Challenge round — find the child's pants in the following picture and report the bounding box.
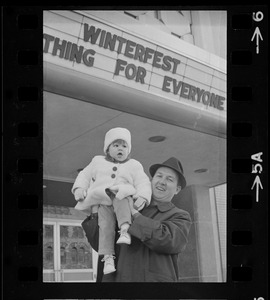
[98,197,132,255]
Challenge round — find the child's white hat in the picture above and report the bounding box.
[104,127,132,154]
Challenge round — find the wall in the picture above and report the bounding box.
[191,11,227,59]
[123,10,227,60]
[43,179,75,207]
[175,185,221,282]
[212,184,227,281]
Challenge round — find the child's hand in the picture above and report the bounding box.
[91,205,99,214]
[134,197,147,211]
[74,188,87,201]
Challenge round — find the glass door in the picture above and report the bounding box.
[43,223,57,281]
[43,220,98,282]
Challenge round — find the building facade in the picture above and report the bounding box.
[43,10,227,282]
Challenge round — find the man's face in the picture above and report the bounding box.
[152,166,181,202]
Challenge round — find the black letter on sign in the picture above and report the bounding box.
[83,49,96,67]
[114,59,127,75]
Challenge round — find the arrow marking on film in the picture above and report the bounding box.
[251,27,263,54]
[251,175,263,202]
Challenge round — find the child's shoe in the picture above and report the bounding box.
[102,255,116,275]
[116,229,131,245]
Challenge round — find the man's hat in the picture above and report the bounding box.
[149,157,187,188]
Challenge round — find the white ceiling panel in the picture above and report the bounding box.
[43,92,121,153]
[44,91,226,188]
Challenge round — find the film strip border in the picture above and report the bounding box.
[227,8,268,300]
[2,6,268,300]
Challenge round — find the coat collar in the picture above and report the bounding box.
[105,154,130,164]
[152,201,175,212]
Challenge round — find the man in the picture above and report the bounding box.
[95,157,192,282]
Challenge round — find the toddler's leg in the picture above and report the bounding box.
[98,205,116,274]
[113,197,132,245]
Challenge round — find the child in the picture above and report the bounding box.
[71,127,152,275]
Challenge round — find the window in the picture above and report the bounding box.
[43,219,98,282]
[78,246,85,264]
[60,245,66,265]
[44,244,54,269]
[124,11,148,18]
[71,246,78,264]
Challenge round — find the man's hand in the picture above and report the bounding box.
[74,188,87,201]
[134,197,147,211]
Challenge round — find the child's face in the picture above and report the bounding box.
[108,139,129,162]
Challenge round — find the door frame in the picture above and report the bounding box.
[43,218,98,282]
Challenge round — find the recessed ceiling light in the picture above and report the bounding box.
[194,168,208,173]
[148,136,166,142]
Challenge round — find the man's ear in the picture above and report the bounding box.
[175,186,181,195]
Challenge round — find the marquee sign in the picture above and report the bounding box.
[43,22,226,111]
